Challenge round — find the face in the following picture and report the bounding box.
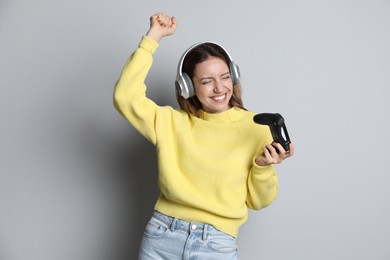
[192,57,233,114]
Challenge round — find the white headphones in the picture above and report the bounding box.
[175,42,241,99]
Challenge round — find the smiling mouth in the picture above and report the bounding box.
[211,94,227,102]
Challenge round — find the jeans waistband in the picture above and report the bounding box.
[152,211,222,240]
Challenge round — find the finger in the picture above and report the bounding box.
[157,13,172,27]
[165,16,173,27]
[272,142,286,154]
[266,144,279,157]
[150,13,165,29]
[265,145,280,164]
[156,13,165,21]
[288,143,295,156]
[150,14,159,24]
[282,143,294,159]
[270,143,289,163]
[264,146,275,161]
[170,16,177,29]
[263,146,271,157]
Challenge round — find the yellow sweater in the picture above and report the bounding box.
[114,36,279,237]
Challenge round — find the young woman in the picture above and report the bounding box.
[114,12,294,260]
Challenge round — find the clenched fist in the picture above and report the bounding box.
[146,13,177,42]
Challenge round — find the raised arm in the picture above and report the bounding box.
[113,13,177,144]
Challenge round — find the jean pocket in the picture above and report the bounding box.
[143,217,169,239]
[207,234,238,253]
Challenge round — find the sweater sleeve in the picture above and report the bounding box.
[113,36,160,144]
[246,124,279,210]
[246,162,279,210]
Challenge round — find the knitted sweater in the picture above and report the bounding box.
[113,36,279,237]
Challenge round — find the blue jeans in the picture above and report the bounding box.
[138,211,239,260]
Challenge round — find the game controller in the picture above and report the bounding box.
[253,113,291,152]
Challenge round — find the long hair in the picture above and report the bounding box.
[176,43,246,117]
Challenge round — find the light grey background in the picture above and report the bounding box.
[1,0,389,259]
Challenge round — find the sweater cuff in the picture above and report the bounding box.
[252,158,275,179]
[139,35,159,54]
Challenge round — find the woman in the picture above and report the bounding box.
[114,12,294,260]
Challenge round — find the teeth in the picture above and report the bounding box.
[213,94,225,101]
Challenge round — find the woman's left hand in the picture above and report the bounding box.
[255,143,294,166]
[146,13,177,42]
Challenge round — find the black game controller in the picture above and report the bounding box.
[253,113,291,152]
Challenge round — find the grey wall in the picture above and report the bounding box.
[1,0,390,259]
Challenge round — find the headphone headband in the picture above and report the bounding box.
[176,41,234,78]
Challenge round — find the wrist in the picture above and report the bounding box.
[255,157,264,166]
[146,30,162,43]
[255,157,271,167]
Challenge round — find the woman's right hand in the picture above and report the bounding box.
[146,13,177,43]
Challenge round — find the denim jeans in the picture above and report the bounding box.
[138,211,239,260]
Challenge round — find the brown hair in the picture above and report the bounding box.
[175,42,246,117]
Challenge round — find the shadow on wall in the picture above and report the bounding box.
[111,135,158,260]
[80,120,159,260]
[102,86,176,259]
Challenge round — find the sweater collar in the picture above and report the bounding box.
[198,107,242,123]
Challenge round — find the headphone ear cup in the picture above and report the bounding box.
[230,61,241,85]
[175,72,194,99]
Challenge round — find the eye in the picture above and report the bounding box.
[201,80,212,85]
[222,74,231,80]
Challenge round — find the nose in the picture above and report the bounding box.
[213,80,224,93]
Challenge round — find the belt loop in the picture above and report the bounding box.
[202,224,208,240]
[170,218,177,232]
